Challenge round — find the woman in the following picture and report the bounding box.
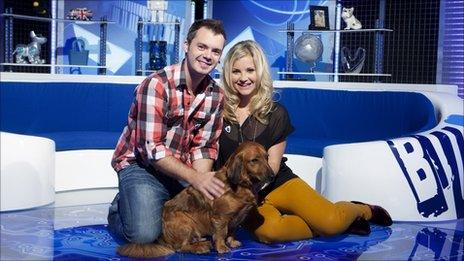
[215,40,392,243]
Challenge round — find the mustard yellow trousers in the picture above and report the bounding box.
[249,178,372,243]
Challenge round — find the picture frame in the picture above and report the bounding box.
[308,5,330,30]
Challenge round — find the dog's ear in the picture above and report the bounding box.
[226,154,242,187]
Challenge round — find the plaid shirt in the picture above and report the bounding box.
[112,61,224,172]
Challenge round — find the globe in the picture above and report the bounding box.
[294,33,323,65]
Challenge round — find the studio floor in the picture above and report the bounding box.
[1,189,463,261]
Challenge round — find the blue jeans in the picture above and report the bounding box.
[107,163,184,243]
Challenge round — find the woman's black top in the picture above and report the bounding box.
[214,103,298,197]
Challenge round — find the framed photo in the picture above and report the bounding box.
[309,5,330,30]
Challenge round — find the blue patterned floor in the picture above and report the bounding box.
[1,203,463,260]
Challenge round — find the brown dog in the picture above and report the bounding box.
[117,141,274,258]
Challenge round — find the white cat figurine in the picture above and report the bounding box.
[341,7,362,30]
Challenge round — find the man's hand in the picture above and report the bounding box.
[189,171,225,200]
[153,156,225,200]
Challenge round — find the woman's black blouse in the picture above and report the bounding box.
[214,103,298,197]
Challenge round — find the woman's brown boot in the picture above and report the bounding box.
[351,201,393,226]
[346,217,371,236]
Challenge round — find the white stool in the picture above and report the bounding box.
[1,132,55,211]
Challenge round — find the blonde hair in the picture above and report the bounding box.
[221,40,273,124]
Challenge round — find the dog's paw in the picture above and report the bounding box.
[226,236,242,248]
[216,244,231,254]
[196,241,212,254]
[180,240,212,254]
[194,246,211,254]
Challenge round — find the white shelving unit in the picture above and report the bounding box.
[1,11,115,75]
[0,13,114,24]
[279,28,393,33]
[0,63,107,69]
[135,18,181,75]
[282,3,393,82]
[278,71,392,77]
[281,26,393,81]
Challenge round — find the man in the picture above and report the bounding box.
[108,19,227,243]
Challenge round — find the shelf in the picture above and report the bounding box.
[135,18,181,75]
[138,21,180,25]
[137,69,158,73]
[1,63,107,68]
[279,28,393,33]
[278,72,392,77]
[2,7,111,75]
[0,13,115,24]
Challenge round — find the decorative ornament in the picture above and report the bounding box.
[13,31,47,64]
[341,7,362,30]
[67,8,93,21]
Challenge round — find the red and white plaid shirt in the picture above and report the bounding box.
[112,61,224,172]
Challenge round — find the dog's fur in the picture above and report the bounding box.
[117,141,274,258]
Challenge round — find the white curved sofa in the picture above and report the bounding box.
[0,132,55,211]
[322,91,463,221]
[1,73,462,222]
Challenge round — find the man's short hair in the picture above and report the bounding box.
[186,19,226,44]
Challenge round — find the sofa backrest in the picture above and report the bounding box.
[1,82,135,135]
[0,82,437,154]
[275,87,437,142]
